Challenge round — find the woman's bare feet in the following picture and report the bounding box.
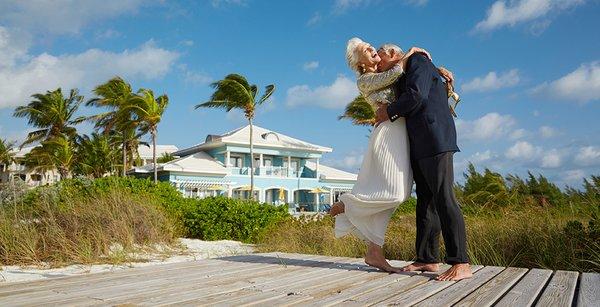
[400,262,440,272]
[329,201,345,217]
[364,242,402,273]
[436,263,472,281]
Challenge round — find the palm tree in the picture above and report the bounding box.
[87,77,138,176]
[74,133,120,178]
[126,89,169,183]
[157,152,176,163]
[13,88,86,146]
[0,138,16,177]
[195,74,274,200]
[24,135,75,180]
[338,94,376,126]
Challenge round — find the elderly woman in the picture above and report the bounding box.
[332,38,453,273]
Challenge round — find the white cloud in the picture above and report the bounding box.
[326,151,364,172]
[285,75,358,109]
[181,40,194,46]
[461,69,520,93]
[531,61,600,103]
[211,0,247,8]
[0,34,179,109]
[505,141,566,168]
[179,64,212,85]
[474,0,584,33]
[333,0,370,13]
[509,128,528,140]
[404,0,429,6]
[574,146,600,166]
[541,149,562,168]
[456,112,517,141]
[539,126,558,138]
[306,12,322,26]
[563,169,586,183]
[506,141,543,161]
[0,0,145,35]
[95,29,122,40]
[303,61,319,71]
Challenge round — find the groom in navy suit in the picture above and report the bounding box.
[375,49,472,281]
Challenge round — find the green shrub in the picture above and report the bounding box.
[179,196,290,243]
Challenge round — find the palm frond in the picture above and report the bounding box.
[257,84,275,104]
[338,95,376,126]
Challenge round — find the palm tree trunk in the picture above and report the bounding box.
[249,119,255,201]
[152,129,157,184]
[122,139,127,177]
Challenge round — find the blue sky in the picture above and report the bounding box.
[0,0,598,187]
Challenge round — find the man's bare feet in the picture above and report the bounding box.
[364,242,402,273]
[400,262,440,272]
[329,201,345,217]
[436,263,472,281]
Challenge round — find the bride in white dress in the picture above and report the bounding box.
[332,38,452,272]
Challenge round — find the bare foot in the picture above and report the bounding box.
[329,201,345,217]
[401,262,440,272]
[364,242,402,273]
[365,257,402,273]
[436,263,472,281]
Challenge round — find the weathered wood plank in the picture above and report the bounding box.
[0,253,264,296]
[263,270,392,305]
[218,270,374,306]
[172,258,367,305]
[307,268,415,306]
[129,256,356,305]
[577,272,600,307]
[0,255,325,306]
[95,254,332,305]
[495,268,553,307]
[346,275,430,305]
[414,266,504,307]
[30,254,332,306]
[535,270,579,307]
[375,265,484,306]
[455,267,528,307]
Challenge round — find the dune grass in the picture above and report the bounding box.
[0,183,178,267]
[257,203,600,272]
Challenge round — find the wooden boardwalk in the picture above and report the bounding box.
[0,252,598,306]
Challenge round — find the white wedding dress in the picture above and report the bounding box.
[335,64,413,247]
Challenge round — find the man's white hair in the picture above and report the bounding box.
[346,37,365,75]
[379,43,403,56]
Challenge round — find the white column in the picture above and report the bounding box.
[316,158,320,179]
[259,153,264,167]
[329,190,334,205]
[287,156,292,177]
[225,151,231,166]
[315,192,320,212]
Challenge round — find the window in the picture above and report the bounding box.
[231,155,244,168]
[253,156,260,168]
[284,159,299,171]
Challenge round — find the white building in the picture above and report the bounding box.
[0,146,60,186]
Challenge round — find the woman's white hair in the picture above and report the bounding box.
[346,37,365,75]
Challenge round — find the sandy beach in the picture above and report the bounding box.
[0,238,254,284]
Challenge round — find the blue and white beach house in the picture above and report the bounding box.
[130,125,357,212]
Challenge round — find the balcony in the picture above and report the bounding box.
[229,166,311,178]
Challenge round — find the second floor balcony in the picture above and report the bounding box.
[229,166,312,178]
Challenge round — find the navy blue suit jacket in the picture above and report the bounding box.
[386,53,459,160]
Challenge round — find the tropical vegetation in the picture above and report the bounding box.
[4,76,169,181]
[196,74,275,200]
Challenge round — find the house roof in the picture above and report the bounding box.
[137,145,179,159]
[130,151,228,175]
[304,161,358,181]
[10,146,36,158]
[174,125,332,156]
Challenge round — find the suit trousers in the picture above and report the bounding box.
[411,151,469,264]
